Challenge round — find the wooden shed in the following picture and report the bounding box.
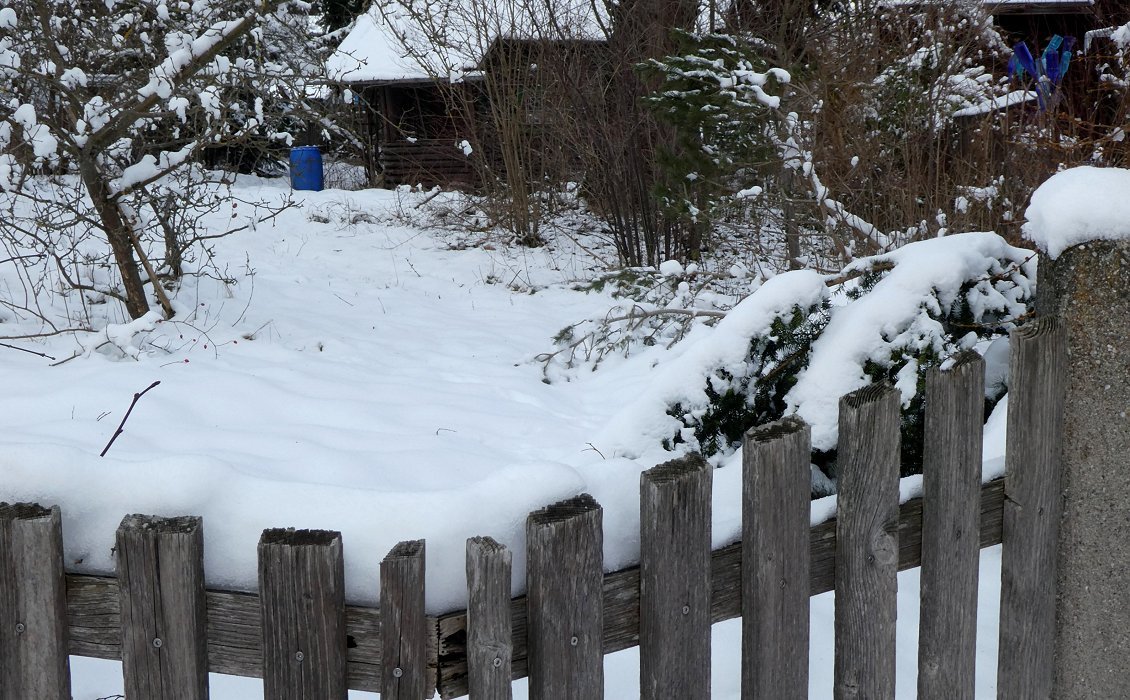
[328,0,606,189]
[347,79,480,188]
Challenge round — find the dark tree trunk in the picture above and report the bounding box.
[79,162,151,319]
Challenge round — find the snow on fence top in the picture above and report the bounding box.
[1023,166,1130,259]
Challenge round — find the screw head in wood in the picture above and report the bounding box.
[295,651,305,662]
[493,657,502,668]
[393,667,404,678]
[153,637,163,648]
[570,636,579,646]
[14,623,24,634]
[682,605,690,615]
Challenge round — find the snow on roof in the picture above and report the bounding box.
[883,0,1093,11]
[986,0,1094,14]
[985,0,1091,4]
[329,0,607,84]
[1023,166,1130,259]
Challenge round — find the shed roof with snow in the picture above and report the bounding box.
[884,0,1093,13]
[328,0,607,85]
[985,0,1093,13]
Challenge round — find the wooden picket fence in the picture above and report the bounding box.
[0,316,1064,699]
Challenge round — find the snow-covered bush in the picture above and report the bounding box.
[598,231,1035,490]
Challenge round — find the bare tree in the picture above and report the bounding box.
[0,0,328,323]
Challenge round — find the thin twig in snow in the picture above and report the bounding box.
[0,342,56,361]
[100,381,161,457]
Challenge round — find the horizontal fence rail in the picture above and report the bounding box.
[64,572,439,694]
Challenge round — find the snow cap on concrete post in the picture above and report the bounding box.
[1023,165,1130,697]
[1023,165,1130,259]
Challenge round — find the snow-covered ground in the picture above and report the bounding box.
[0,177,1007,697]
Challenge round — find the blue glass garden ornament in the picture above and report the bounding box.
[1012,41,1046,109]
[1012,36,1076,111]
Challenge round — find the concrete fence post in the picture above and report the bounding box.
[1027,166,1130,698]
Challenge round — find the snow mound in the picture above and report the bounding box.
[1023,166,1130,259]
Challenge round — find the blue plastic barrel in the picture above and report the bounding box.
[289,146,324,191]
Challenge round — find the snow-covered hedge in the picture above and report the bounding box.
[598,231,1035,490]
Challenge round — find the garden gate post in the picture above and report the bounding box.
[1037,236,1130,697]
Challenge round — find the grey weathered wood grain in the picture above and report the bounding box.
[205,588,261,677]
[918,353,984,700]
[466,537,512,700]
[997,317,1066,700]
[640,453,712,700]
[116,514,208,700]
[433,478,1007,699]
[382,540,427,700]
[258,528,347,700]
[67,574,121,660]
[743,417,810,700]
[64,572,435,694]
[526,494,603,700]
[0,503,71,700]
[834,383,900,700]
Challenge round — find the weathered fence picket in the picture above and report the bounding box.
[465,536,513,700]
[382,540,428,700]
[742,416,810,700]
[639,453,712,700]
[258,528,347,700]
[0,503,71,700]
[834,383,901,700]
[917,352,984,700]
[117,514,208,700]
[525,494,603,700]
[997,316,1067,699]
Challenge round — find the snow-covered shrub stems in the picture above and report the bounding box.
[596,232,1035,492]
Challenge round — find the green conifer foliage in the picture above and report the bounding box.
[640,31,787,252]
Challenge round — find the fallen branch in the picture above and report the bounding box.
[0,342,56,361]
[537,306,727,379]
[100,381,161,457]
[604,307,727,324]
[413,188,443,209]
